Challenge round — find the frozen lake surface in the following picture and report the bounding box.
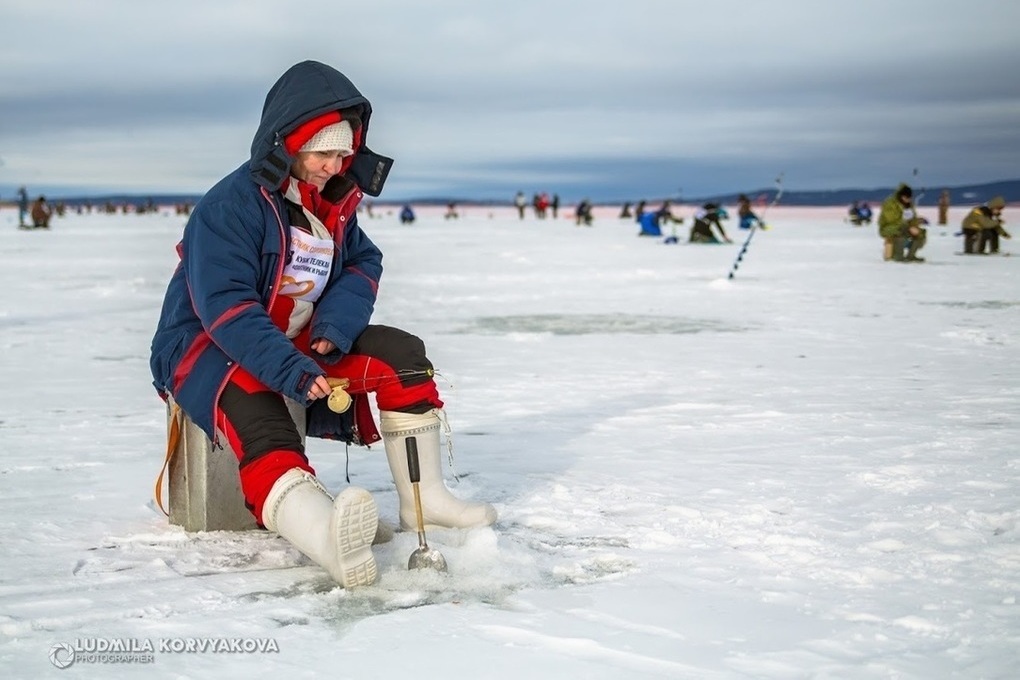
[0,203,1017,678]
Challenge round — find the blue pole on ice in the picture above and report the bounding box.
[727,224,760,280]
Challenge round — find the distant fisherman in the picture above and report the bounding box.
[689,203,733,243]
[736,194,764,230]
[16,186,28,228]
[961,196,1009,255]
[878,183,926,262]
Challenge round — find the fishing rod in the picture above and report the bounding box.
[326,368,439,412]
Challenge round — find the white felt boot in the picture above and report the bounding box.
[381,410,497,530]
[262,469,378,587]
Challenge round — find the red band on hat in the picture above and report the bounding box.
[284,111,343,155]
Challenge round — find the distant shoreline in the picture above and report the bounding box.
[2,176,1016,208]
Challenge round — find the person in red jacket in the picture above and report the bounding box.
[150,61,496,589]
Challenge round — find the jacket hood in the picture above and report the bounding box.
[249,60,392,196]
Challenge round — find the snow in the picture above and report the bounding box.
[0,202,1017,678]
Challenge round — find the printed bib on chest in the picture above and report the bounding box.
[280,228,334,302]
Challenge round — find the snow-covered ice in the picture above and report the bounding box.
[0,202,1017,678]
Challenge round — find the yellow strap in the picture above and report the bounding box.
[154,403,183,517]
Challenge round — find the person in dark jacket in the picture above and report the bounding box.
[399,204,416,224]
[575,198,593,225]
[859,202,873,223]
[689,203,732,243]
[149,61,495,589]
[848,200,873,225]
[655,200,683,225]
[17,186,29,228]
[633,200,646,222]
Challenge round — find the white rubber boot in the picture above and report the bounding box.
[262,468,378,587]
[380,410,497,530]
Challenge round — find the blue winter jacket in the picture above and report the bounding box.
[150,61,391,441]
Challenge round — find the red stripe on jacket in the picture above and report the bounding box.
[172,332,212,395]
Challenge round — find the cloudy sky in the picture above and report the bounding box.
[2,0,1018,202]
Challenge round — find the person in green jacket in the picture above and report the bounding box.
[878,183,926,262]
[961,196,1010,254]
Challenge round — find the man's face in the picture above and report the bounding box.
[898,194,912,207]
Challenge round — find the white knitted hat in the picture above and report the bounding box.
[299,120,354,155]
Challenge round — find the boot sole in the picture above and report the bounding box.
[332,488,379,588]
